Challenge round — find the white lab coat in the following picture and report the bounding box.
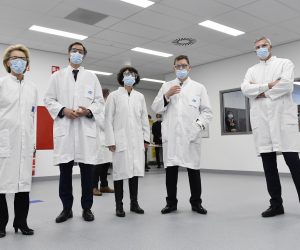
[96,105,112,164]
[152,77,213,169]
[44,66,104,165]
[0,74,37,193]
[105,87,150,181]
[241,56,300,154]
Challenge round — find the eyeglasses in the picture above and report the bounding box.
[255,43,269,50]
[123,71,136,77]
[70,48,85,54]
[9,56,28,61]
[174,64,189,70]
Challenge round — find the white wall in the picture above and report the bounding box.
[166,40,300,173]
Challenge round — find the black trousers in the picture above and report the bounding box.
[261,152,300,207]
[93,162,110,188]
[59,161,93,210]
[155,147,162,167]
[0,192,30,230]
[114,176,139,207]
[165,166,202,206]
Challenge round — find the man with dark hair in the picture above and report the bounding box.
[242,37,300,217]
[152,55,212,215]
[44,42,104,223]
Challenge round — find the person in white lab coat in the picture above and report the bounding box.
[241,37,300,217]
[93,88,114,196]
[44,42,104,223]
[105,66,150,217]
[152,55,213,215]
[0,44,37,237]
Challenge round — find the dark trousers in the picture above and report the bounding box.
[93,162,110,188]
[59,161,93,210]
[165,166,202,206]
[0,192,29,230]
[114,177,139,207]
[155,147,162,167]
[261,152,300,207]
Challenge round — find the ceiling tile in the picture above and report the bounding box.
[240,0,299,23]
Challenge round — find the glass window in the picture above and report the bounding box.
[220,88,251,135]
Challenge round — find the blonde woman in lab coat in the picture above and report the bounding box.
[241,37,300,217]
[105,66,150,217]
[0,44,37,237]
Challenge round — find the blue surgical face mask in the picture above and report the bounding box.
[70,52,83,65]
[256,47,270,60]
[123,75,135,86]
[10,59,27,74]
[176,69,189,79]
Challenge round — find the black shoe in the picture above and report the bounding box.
[82,209,95,221]
[192,204,207,214]
[55,209,73,223]
[0,229,6,238]
[261,205,284,218]
[116,207,126,217]
[161,204,177,214]
[130,203,144,214]
[14,226,34,235]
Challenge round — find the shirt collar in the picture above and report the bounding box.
[259,56,276,64]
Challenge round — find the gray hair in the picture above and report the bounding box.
[254,37,272,46]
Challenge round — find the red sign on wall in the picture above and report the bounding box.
[51,66,60,74]
[36,106,53,150]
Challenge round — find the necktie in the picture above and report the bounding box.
[72,69,79,81]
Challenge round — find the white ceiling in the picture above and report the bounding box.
[1,0,300,90]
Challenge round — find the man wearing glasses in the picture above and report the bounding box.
[241,37,300,217]
[152,55,212,214]
[44,42,104,223]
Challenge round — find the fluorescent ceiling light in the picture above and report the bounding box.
[120,0,154,8]
[131,47,172,58]
[141,78,165,84]
[198,20,245,37]
[29,25,88,40]
[87,70,113,76]
[294,82,300,86]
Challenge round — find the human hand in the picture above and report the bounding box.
[165,85,181,99]
[63,108,79,119]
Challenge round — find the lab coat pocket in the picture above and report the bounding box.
[189,121,201,144]
[115,129,127,152]
[0,129,10,157]
[85,87,94,100]
[250,108,259,130]
[189,96,201,109]
[282,104,298,125]
[54,126,66,137]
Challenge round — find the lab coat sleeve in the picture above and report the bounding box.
[96,107,105,131]
[105,94,115,146]
[197,87,213,128]
[87,76,104,123]
[141,96,150,142]
[151,84,168,114]
[43,74,64,120]
[265,60,294,100]
[241,68,269,99]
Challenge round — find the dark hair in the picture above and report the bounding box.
[117,66,140,86]
[174,55,190,65]
[102,88,110,99]
[68,42,87,56]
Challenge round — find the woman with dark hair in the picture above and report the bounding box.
[93,88,114,196]
[105,66,150,217]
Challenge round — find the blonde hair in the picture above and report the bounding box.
[254,37,272,46]
[3,44,30,73]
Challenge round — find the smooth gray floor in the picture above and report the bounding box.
[1,167,300,250]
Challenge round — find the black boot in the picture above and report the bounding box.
[13,192,34,235]
[129,177,144,214]
[0,194,8,238]
[261,205,284,217]
[114,180,125,217]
